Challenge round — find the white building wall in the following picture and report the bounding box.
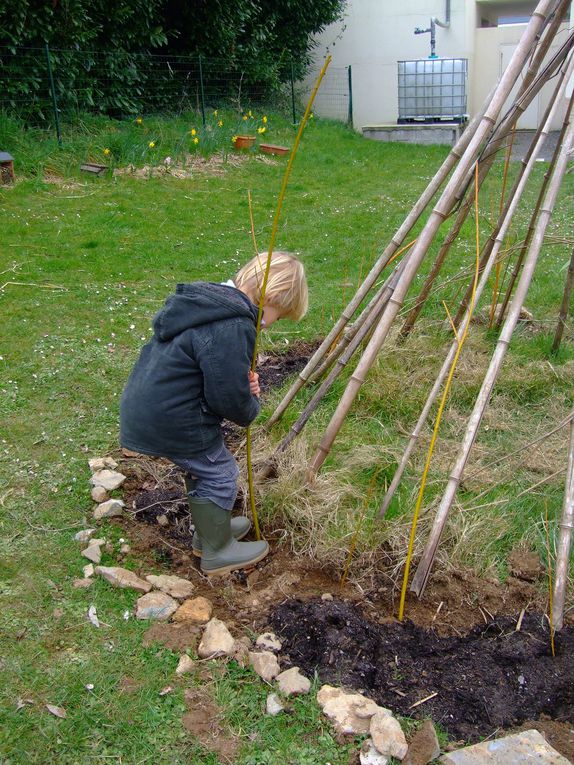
[307,0,570,132]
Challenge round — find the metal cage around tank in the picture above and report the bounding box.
[397,58,468,123]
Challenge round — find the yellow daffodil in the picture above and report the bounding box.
[257,126,266,134]
[213,109,218,116]
[135,117,143,125]
[148,141,155,149]
[262,115,268,124]
[191,128,197,136]
[218,120,223,127]
[242,115,248,121]
[103,148,111,156]
[248,110,253,117]
[193,137,199,145]
[232,135,238,143]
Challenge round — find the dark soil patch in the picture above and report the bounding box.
[269,598,574,744]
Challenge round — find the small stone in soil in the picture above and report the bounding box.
[73,578,94,589]
[266,693,285,716]
[82,544,102,564]
[370,709,408,760]
[403,719,441,765]
[93,499,124,520]
[317,685,381,735]
[360,739,389,765]
[74,529,96,543]
[90,469,126,491]
[255,632,282,652]
[95,566,152,593]
[172,596,213,624]
[197,618,235,658]
[135,591,179,621]
[249,651,281,682]
[145,574,195,600]
[91,486,109,503]
[276,667,310,697]
[175,654,195,676]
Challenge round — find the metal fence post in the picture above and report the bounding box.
[290,61,297,125]
[347,65,353,128]
[198,54,206,127]
[45,43,62,145]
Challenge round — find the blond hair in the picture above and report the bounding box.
[235,251,308,321]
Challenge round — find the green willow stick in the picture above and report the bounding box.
[246,56,332,540]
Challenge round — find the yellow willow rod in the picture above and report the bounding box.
[246,56,332,540]
[398,162,482,622]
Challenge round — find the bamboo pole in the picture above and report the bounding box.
[265,84,499,427]
[552,419,574,630]
[379,54,574,518]
[273,261,408,457]
[306,0,556,479]
[550,245,574,354]
[415,29,574,336]
[454,46,574,329]
[399,0,569,340]
[310,239,417,384]
[410,89,574,596]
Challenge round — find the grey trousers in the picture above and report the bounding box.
[170,443,239,512]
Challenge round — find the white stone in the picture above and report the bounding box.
[74,529,96,543]
[275,667,311,697]
[440,729,571,764]
[157,514,169,526]
[89,457,118,472]
[175,654,195,676]
[360,739,389,765]
[83,564,94,578]
[81,544,102,564]
[321,592,334,601]
[249,651,281,682]
[255,632,282,652]
[93,499,125,520]
[266,693,285,716]
[135,591,179,621]
[145,574,195,600]
[197,618,235,658]
[120,544,131,554]
[95,566,152,593]
[317,685,383,735]
[90,469,126,491]
[91,486,109,503]
[370,709,408,760]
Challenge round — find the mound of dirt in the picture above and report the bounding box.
[270,598,574,744]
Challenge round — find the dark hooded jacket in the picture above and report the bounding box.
[120,282,260,459]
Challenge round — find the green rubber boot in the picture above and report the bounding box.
[192,515,251,557]
[184,477,251,556]
[188,497,269,576]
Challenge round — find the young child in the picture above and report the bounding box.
[120,252,308,576]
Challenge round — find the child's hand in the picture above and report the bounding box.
[248,371,260,398]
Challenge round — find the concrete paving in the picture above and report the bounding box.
[440,729,571,765]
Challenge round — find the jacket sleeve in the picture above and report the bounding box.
[195,319,260,427]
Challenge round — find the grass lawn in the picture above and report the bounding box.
[1,113,573,763]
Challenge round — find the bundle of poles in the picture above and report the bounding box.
[264,0,574,630]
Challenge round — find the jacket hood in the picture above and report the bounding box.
[152,282,258,341]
